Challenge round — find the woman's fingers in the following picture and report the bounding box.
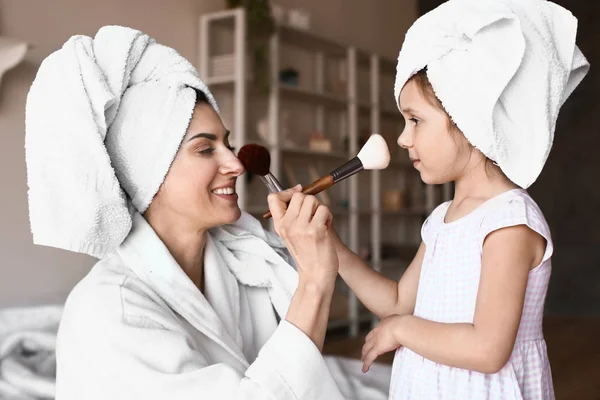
[288,191,307,218]
[310,204,332,230]
[299,195,320,222]
[267,185,301,222]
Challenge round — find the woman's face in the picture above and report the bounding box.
[149,102,244,231]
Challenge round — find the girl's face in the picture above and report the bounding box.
[397,79,471,185]
[148,102,244,231]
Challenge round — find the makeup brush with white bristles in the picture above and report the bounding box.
[258,133,391,219]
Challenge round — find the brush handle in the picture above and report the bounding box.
[262,174,335,219]
[260,173,283,193]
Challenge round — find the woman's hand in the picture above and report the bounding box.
[361,315,405,373]
[268,185,339,351]
[267,186,339,285]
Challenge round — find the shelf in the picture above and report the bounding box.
[206,8,346,55]
[330,208,350,215]
[381,106,403,120]
[360,208,428,216]
[202,8,239,24]
[370,244,421,265]
[277,24,348,58]
[205,75,237,86]
[328,314,372,330]
[205,77,348,108]
[383,208,428,216]
[358,101,372,112]
[328,289,372,330]
[388,159,412,169]
[204,7,392,63]
[201,8,444,339]
[380,57,398,76]
[357,102,404,122]
[279,84,348,108]
[281,146,348,160]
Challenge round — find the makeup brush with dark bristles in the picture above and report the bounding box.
[237,144,283,193]
[258,134,391,219]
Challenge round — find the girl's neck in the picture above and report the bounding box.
[452,160,520,205]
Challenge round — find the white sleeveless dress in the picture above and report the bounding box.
[389,189,555,399]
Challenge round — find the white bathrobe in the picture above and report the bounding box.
[55,212,390,400]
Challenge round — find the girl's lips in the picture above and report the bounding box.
[412,159,420,167]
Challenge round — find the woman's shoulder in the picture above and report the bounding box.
[61,254,179,333]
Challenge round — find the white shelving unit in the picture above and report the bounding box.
[199,8,453,337]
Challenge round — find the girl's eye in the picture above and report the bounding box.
[199,148,216,155]
[410,117,420,125]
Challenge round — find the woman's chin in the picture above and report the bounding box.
[230,207,242,222]
[221,206,242,225]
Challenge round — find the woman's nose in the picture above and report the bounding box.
[221,151,245,176]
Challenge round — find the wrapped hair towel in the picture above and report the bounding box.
[25,26,219,258]
[394,0,590,188]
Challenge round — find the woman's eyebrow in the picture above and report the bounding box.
[186,133,217,142]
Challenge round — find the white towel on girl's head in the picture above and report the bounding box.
[25,26,219,258]
[394,0,590,189]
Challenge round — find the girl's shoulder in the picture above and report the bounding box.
[477,189,553,259]
[421,189,552,250]
[479,189,550,235]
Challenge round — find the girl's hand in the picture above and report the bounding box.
[267,186,338,285]
[361,315,405,373]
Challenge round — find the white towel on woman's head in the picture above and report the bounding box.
[394,0,590,188]
[25,25,219,258]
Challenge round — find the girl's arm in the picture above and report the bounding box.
[331,229,425,319]
[365,224,545,374]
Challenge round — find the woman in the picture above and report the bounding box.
[24,26,390,399]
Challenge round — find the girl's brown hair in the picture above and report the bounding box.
[407,68,496,173]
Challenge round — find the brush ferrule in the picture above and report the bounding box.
[260,173,284,193]
[330,157,364,183]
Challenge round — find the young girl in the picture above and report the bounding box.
[331,0,590,399]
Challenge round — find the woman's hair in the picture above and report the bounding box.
[194,89,209,105]
[407,68,496,174]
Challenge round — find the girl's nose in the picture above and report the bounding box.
[397,128,412,149]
